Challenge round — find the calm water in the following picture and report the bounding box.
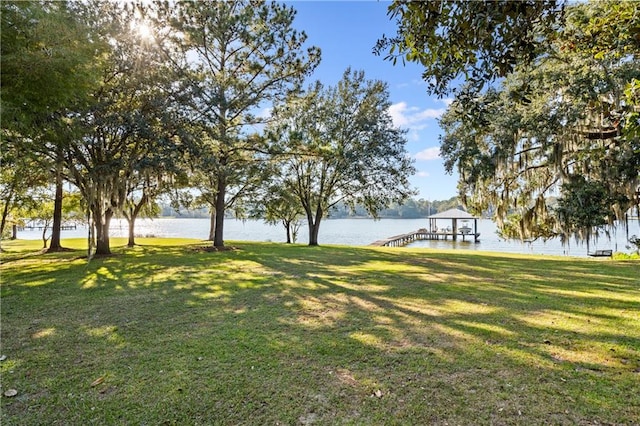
[17,217,640,257]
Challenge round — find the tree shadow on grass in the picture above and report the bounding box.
[2,242,639,424]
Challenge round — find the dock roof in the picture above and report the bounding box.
[428,208,477,220]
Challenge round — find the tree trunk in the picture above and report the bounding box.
[96,222,111,255]
[307,206,323,246]
[90,220,96,248]
[49,168,64,251]
[309,221,321,246]
[87,208,92,259]
[291,220,301,244]
[127,218,135,247]
[307,205,324,246]
[208,208,216,241]
[94,210,113,255]
[125,194,147,247]
[213,178,226,248]
[11,224,18,240]
[41,222,50,249]
[284,219,292,243]
[0,185,15,238]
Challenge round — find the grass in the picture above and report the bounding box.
[1,238,639,425]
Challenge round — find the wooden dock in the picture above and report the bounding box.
[371,228,480,247]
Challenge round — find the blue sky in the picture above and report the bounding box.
[285,0,460,201]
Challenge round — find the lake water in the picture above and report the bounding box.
[16,217,640,257]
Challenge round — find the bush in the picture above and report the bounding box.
[613,251,640,260]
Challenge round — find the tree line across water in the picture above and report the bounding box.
[2,1,638,255]
[160,197,462,220]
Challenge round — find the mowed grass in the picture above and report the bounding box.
[1,238,638,425]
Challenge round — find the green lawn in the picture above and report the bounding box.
[1,238,638,425]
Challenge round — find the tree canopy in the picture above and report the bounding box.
[4,0,417,254]
[1,1,102,251]
[375,0,565,96]
[1,1,98,130]
[162,0,320,248]
[60,1,182,255]
[268,69,415,246]
[436,1,640,243]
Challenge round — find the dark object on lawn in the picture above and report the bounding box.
[588,249,612,257]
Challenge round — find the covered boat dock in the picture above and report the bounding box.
[426,208,480,242]
[371,208,481,247]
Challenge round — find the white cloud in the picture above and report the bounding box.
[388,102,446,130]
[407,129,421,142]
[416,171,430,177]
[415,147,440,161]
[388,102,412,127]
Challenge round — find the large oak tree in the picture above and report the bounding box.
[438,1,640,244]
[269,69,415,246]
[64,1,180,255]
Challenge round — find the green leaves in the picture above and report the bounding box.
[268,69,415,245]
[1,1,101,131]
[376,0,564,96]
[556,177,625,231]
[438,1,640,242]
[161,0,321,247]
[623,79,640,141]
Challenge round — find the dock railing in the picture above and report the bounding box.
[371,228,480,247]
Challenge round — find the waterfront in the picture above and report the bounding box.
[15,217,640,257]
